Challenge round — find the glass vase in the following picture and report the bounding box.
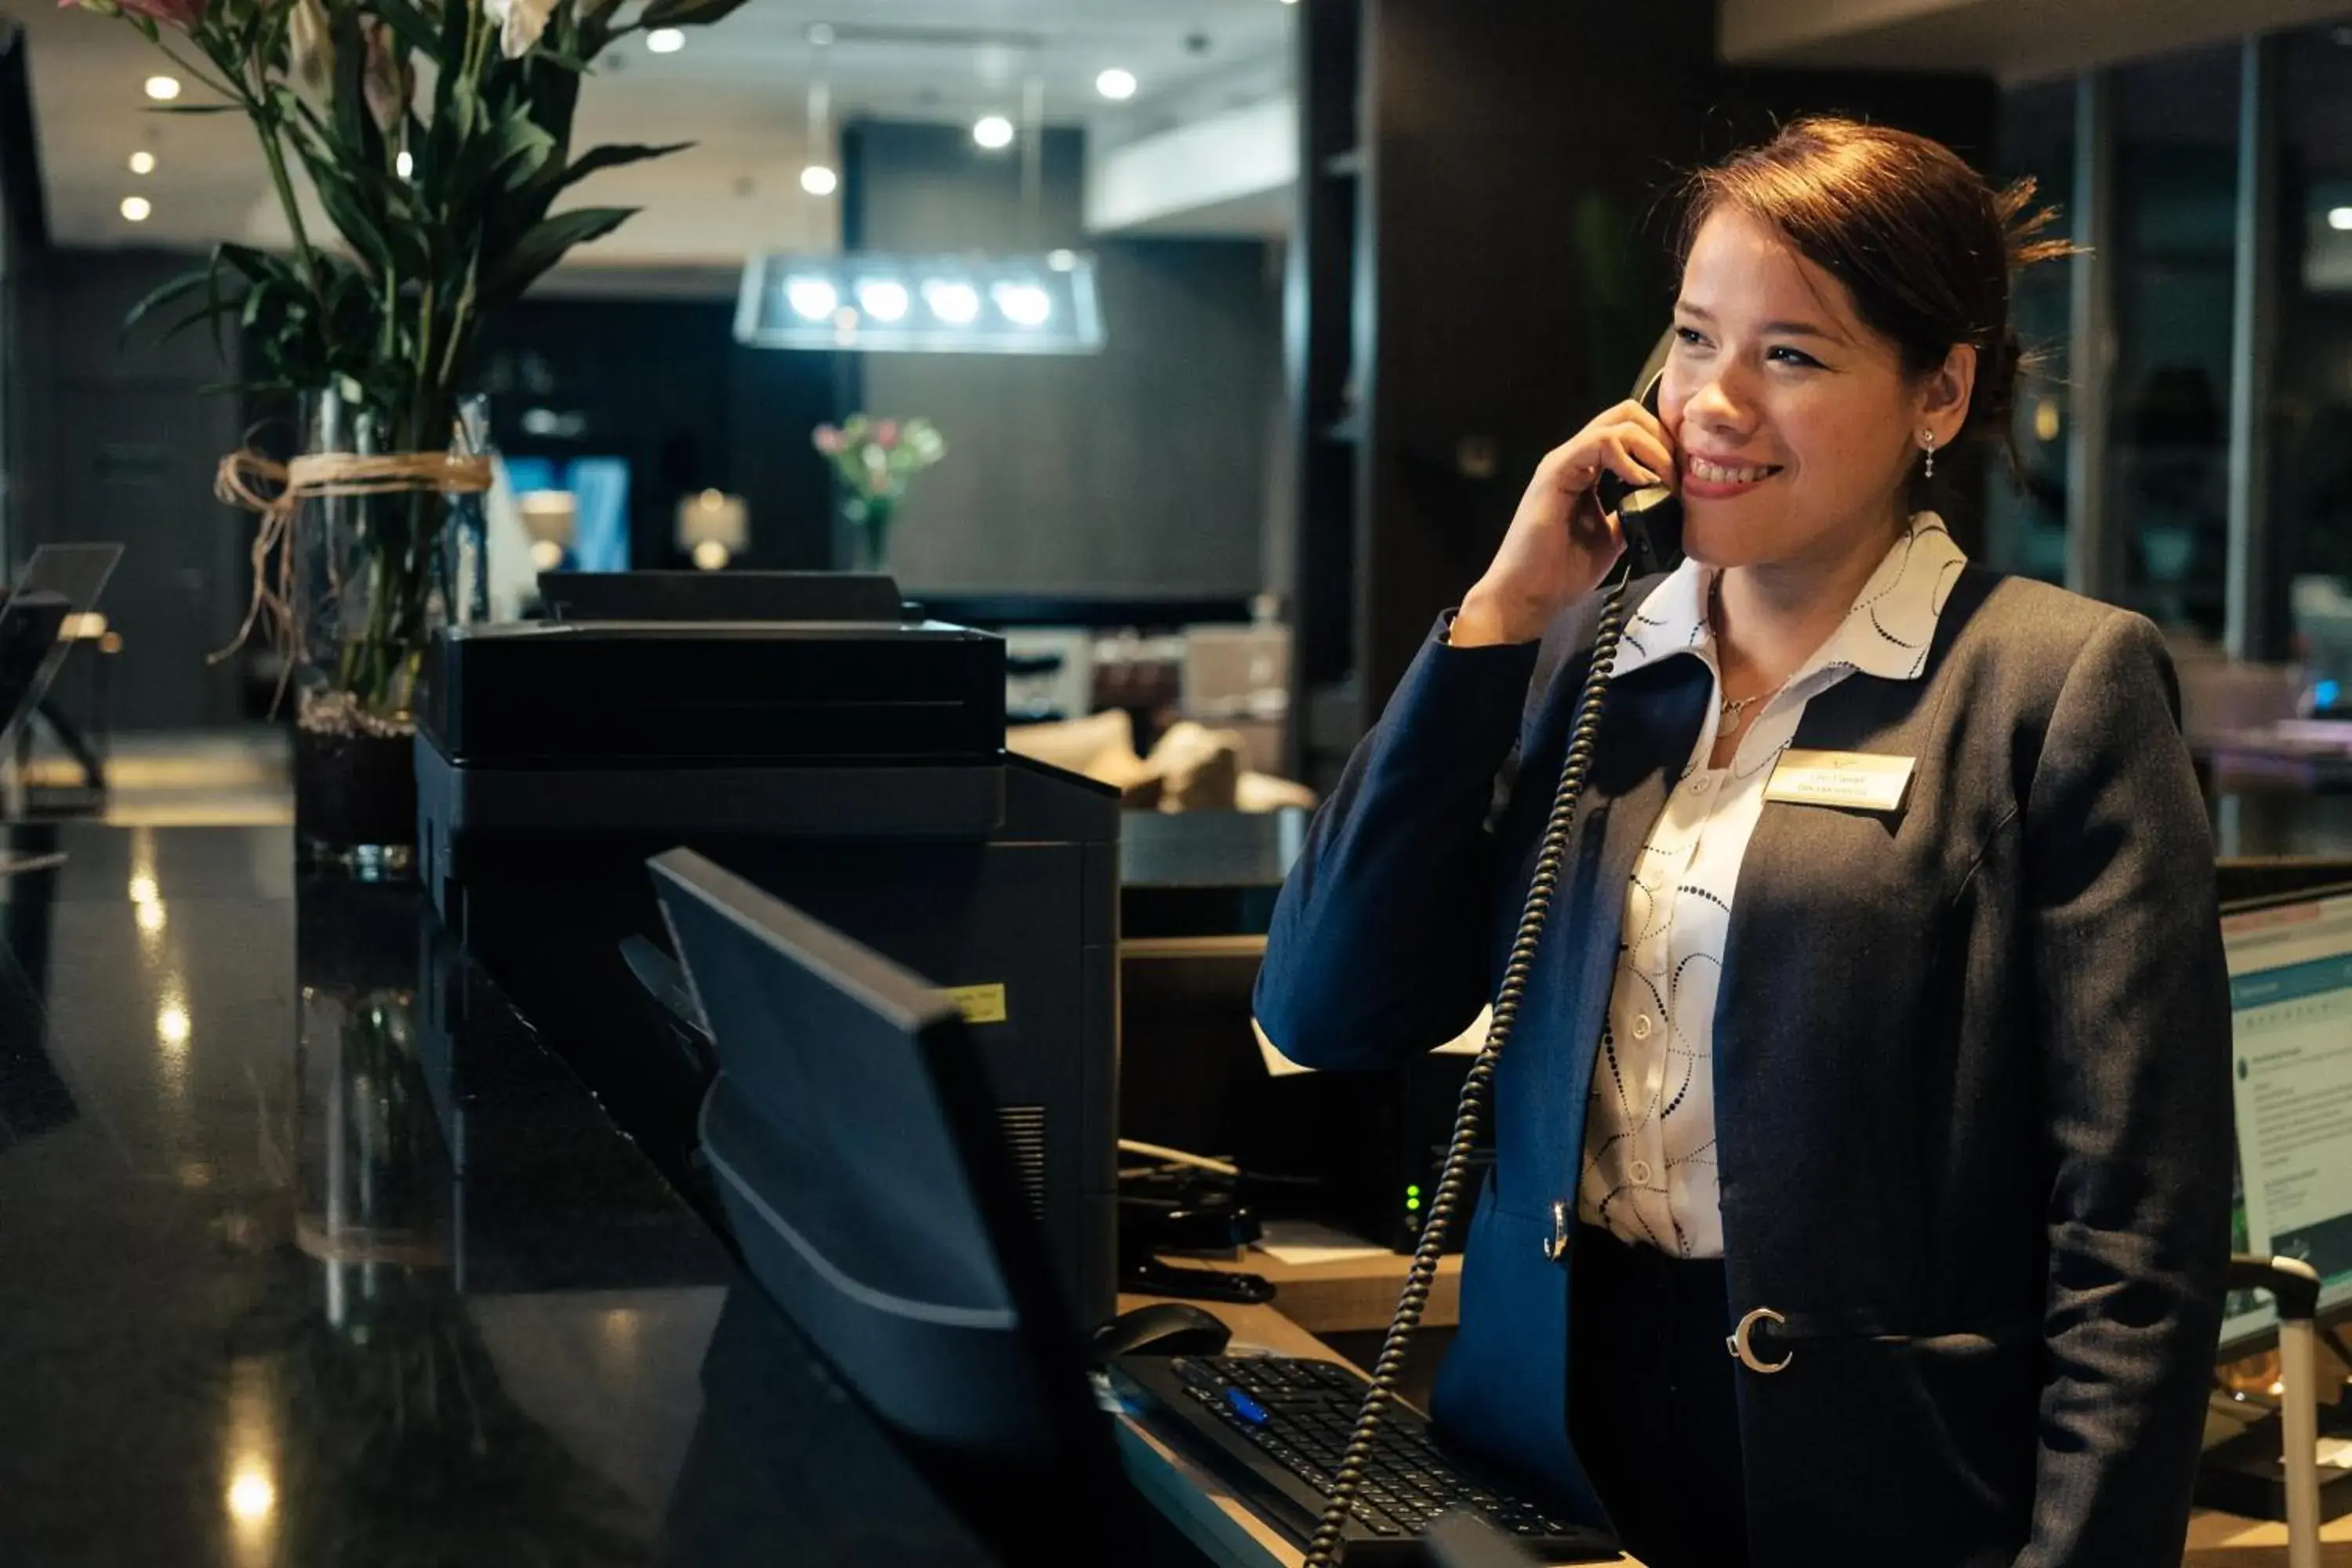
[837,491,897,572]
[291,390,490,879]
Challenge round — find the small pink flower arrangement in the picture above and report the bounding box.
[812,414,946,500]
[812,414,946,568]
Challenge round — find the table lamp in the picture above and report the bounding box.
[676,489,750,571]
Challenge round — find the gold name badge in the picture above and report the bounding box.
[1763,750,1915,812]
[938,983,1008,1025]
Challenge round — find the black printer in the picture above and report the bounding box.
[413,577,1119,1327]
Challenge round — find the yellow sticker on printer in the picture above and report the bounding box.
[939,983,1008,1025]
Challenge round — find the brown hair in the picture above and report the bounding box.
[1678,115,2072,470]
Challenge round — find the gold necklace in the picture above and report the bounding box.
[1709,575,1791,735]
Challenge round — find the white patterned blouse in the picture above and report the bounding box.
[1574,512,1969,1259]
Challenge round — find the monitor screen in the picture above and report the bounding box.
[2221,886,2352,1353]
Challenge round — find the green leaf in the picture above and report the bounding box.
[122,267,213,336]
[546,140,690,193]
[144,103,245,115]
[481,205,637,302]
[490,114,559,191]
[637,0,758,28]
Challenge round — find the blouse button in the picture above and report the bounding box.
[1631,1014,1654,1041]
[1630,1160,1654,1185]
[1689,776,1713,796]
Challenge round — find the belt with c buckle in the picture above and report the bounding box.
[1726,1306,1792,1374]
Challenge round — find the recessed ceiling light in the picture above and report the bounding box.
[120,195,151,223]
[800,165,838,196]
[128,150,155,175]
[1047,249,1079,272]
[2330,206,2352,232]
[973,115,1015,151]
[807,22,836,46]
[1095,68,1138,101]
[645,27,684,54]
[143,74,181,101]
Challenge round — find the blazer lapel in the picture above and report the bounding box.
[1507,658,1711,1210]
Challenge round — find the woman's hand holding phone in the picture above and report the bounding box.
[1452,399,1676,648]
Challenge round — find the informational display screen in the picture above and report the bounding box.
[2222,888,2352,1354]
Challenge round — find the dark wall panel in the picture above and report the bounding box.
[21,249,248,730]
[850,120,1279,597]
[1359,0,1721,710]
[471,298,838,572]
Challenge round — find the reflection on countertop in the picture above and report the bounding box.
[0,822,1002,1567]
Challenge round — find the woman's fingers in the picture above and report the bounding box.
[1597,432,1661,489]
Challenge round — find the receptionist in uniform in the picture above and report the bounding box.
[1255,118,2232,1567]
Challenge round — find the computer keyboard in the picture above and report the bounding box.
[1114,1352,1619,1564]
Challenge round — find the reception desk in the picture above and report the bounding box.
[0,821,2318,1566]
[0,823,1009,1566]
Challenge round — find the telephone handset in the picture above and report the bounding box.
[1599,366,1686,580]
[1301,340,1682,1566]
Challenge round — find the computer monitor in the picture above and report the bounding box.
[2220,883,2352,1357]
[648,847,1127,1555]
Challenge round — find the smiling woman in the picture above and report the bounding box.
[1262,114,2236,1568]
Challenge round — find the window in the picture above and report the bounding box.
[2109,45,2242,641]
[1984,78,2074,584]
[2275,24,2352,687]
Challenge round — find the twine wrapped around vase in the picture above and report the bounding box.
[214,447,493,716]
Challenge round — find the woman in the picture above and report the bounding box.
[1254,118,2231,1567]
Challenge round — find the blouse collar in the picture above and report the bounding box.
[1611,511,1968,688]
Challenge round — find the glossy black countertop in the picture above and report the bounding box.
[0,822,1006,1567]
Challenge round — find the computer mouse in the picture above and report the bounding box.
[1088,1301,1235,1359]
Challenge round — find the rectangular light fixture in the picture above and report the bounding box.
[734,251,1105,354]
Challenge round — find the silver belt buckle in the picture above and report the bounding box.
[1727,1306,1793,1374]
[1541,1200,1570,1263]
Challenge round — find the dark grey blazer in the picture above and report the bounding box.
[1254,564,2233,1566]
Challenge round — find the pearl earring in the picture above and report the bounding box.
[1920,430,1936,480]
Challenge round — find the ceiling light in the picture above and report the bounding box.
[785,277,837,320]
[807,22,837,46]
[645,27,684,53]
[993,281,1053,327]
[120,195,151,223]
[127,150,154,175]
[800,164,837,197]
[2330,206,2352,232]
[856,280,910,322]
[742,252,1102,354]
[973,115,1014,151]
[395,150,414,179]
[1047,249,1078,272]
[1095,68,1137,101]
[143,74,181,101]
[924,280,981,325]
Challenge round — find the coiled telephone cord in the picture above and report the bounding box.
[1301,575,1631,1567]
